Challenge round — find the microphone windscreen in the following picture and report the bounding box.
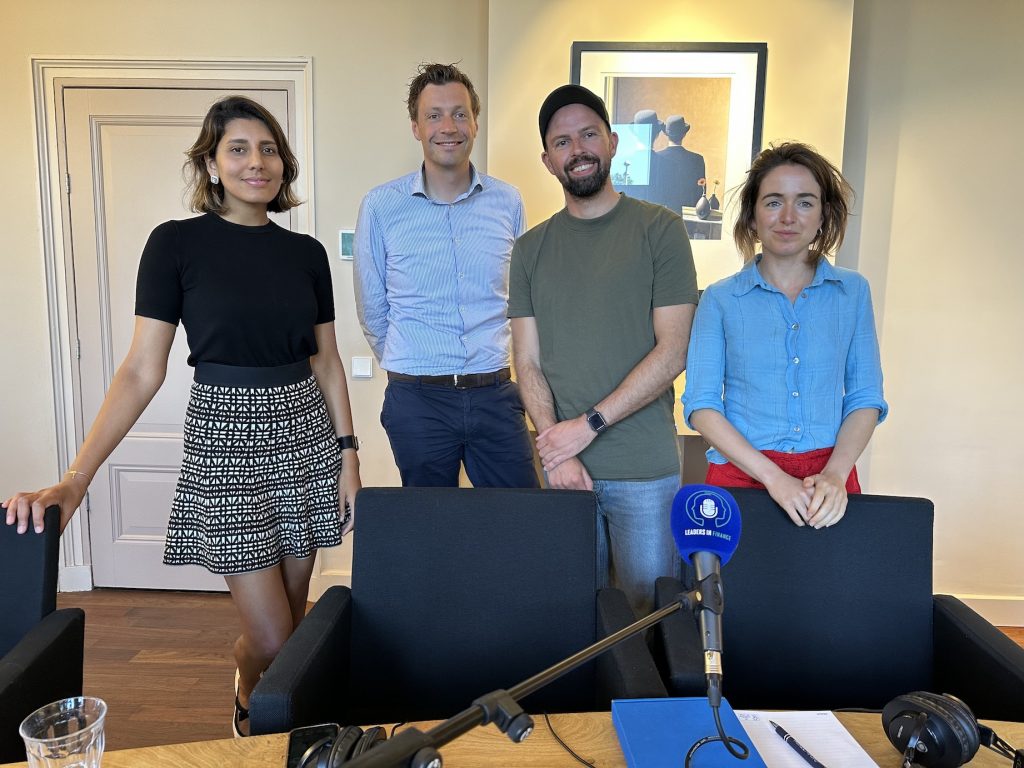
[670,484,742,566]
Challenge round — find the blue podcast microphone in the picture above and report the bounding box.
[670,484,742,708]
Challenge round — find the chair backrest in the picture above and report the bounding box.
[349,487,599,722]
[699,489,935,711]
[0,507,61,656]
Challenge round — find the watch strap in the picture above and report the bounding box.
[337,435,360,451]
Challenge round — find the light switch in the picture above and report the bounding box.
[351,356,373,378]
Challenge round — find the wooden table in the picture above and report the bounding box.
[4,711,1021,767]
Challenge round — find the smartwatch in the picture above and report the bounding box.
[337,435,360,451]
[585,408,608,434]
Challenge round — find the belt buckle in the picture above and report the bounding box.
[454,374,464,389]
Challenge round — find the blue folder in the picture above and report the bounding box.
[612,697,767,768]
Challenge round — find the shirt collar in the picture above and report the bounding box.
[409,163,484,203]
[733,254,848,296]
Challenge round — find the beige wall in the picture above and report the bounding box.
[843,0,1024,623]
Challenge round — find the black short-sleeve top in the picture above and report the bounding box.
[134,213,335,367]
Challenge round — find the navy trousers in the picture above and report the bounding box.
[381,379,540,488]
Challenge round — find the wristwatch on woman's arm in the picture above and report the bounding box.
[337,435,360,451]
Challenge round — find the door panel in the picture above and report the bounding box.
[64,87,291,589]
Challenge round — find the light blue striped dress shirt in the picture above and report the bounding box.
[354,166,526,375]
[682,256,888,464]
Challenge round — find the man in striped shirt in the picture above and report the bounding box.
[354,63,539,488]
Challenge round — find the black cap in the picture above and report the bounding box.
[538,84,611,146]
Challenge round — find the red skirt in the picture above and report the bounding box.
[705,447,860,492]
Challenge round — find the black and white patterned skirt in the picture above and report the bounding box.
[163,360,345,575]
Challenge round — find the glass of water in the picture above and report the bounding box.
[19,697,107,767]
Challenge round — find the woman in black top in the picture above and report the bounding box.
[4,96,360,737]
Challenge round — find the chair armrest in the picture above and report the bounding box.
[249,586,353,735]
[594,588,667,705]
[932,594,1024,721]
[0,608,84,763]
[651,577,705,697]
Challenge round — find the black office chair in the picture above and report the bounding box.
[654,489,1024,720]
[0,506,85,762]
[250,487,666,734]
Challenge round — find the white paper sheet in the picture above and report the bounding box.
[735,710,880,768]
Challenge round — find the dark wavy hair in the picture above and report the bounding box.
[184,96,301,214]
[406,62,481,121]
[733,142,854,264]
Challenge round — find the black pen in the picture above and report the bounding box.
[769,720,828,768]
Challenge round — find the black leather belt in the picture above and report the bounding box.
[387,368,511,389]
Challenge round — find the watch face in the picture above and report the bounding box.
[587,410,607,433]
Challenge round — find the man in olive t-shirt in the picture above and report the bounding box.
[509,85,698,615]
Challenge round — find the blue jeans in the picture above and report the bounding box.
[592,473,680,617]
[381,380,540,488]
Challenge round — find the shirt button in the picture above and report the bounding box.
[793,426,801,433]
[790,323,799,330]
[793,357,800,364]
[792,391,799,397]
[787,447,795,453]
[801,292,808,298]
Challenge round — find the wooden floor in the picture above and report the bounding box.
[56,588,1024,752]
[56,589,248,750]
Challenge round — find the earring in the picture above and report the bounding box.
[210,174,220,185]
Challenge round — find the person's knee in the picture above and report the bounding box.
[246,622,293,662]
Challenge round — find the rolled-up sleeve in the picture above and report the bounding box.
[842,280,888,423]
[682,288,727,427]
[353,194,389,362]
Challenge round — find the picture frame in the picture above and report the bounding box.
[571,41,767,286]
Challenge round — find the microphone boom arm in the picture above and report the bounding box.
[344,588,704,768]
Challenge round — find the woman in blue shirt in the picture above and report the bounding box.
[682,142,887,529]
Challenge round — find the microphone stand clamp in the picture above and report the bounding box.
[472,690,534,743]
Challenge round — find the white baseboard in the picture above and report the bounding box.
[58,565,93,592]
[955,594,1024,627]
[309,570,351,602]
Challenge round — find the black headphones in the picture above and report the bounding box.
[883,692,1024,768]
[299,725,387,768]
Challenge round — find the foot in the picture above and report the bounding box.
[232,695,250,738]
[232,670,249,737]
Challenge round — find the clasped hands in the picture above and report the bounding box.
[536,416,596,491]
[766,469,849,529]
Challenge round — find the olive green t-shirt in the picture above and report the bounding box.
[508,195,698,480]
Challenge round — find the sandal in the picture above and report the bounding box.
[232,695,250,738]
[232,669,249,738]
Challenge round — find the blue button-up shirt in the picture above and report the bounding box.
[353,166,526,375]
[682,256,888,464]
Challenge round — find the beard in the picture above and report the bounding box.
[559,153,610,199]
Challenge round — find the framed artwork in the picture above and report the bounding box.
[571,41,767,285]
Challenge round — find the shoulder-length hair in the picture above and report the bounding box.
[184,96,301,214]
[732,142,854,265]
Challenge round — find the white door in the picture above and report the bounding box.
[62,86,293,589]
